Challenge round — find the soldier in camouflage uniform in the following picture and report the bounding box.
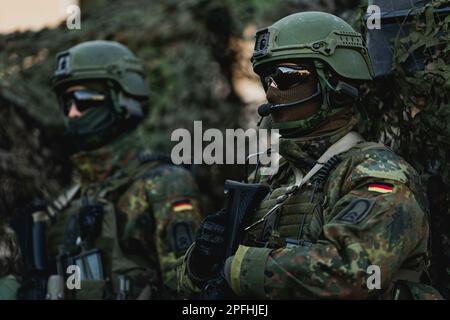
[178,12,442,299]
[13,41,201,300]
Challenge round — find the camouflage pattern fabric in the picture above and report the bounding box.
[179,118,442,299]
[45,129,201,299]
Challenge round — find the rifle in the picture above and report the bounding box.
[9,199,49,300]
[201,180,270,299]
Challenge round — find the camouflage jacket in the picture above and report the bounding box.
[179,120,442,299]
[45,130,201,299]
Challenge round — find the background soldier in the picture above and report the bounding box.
[179,12,442,299]
[11,40,202,300]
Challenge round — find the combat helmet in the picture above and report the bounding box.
[252,12,374,134]
[52,40,149,151]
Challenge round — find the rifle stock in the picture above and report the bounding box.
[223,180,271,259]
[201,180,270,300]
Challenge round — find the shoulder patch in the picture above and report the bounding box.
[171,221,195,256]
[350,146,413,184]
[336,198,375,224]
[140,164,198,202]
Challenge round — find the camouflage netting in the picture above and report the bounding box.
[358,0,450,176]
[1,0,358,218]
[357,0,450,297]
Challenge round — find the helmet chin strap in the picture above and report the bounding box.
[108,80,145,121]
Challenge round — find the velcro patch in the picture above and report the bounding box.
[171,221,195,256]
[336,198,375,224]
[55,53,70,76]
[172,200,194,212]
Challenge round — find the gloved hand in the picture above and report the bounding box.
[200,256,236,300]
[188,209,226,281]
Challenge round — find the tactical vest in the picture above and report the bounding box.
[241,131,365,250]
[47,156,169,300]
[243,175,323,249]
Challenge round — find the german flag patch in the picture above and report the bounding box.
[172,200,194,212]
[368,183,394,194]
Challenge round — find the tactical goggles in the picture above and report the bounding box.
[60,89,107,116]
[264,65,312,90]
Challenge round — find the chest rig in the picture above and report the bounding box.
[49,152,169,299]
[242,132,364,250]
[243,159,335,248]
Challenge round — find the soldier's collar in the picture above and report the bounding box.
[71,130,145,185]
[279,116,356,167]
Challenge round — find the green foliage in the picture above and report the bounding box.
[357,1,450,181]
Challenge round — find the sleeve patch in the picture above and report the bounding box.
[171,221,195,256]
[368,183,394,194]
[336,198,375,224]
[172,200,194,212]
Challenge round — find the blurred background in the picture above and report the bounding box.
[0,0,364,217]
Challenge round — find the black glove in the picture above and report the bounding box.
[201,274,235,300]
[189,209,226,281]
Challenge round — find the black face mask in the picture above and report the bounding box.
[59,88,123,152]
[64,104,118,138]
[60,88,118,134]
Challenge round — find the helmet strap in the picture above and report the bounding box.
[107,81,123,114]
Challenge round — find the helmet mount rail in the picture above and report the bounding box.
[253,29,369,63]
[252,12,375,81]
